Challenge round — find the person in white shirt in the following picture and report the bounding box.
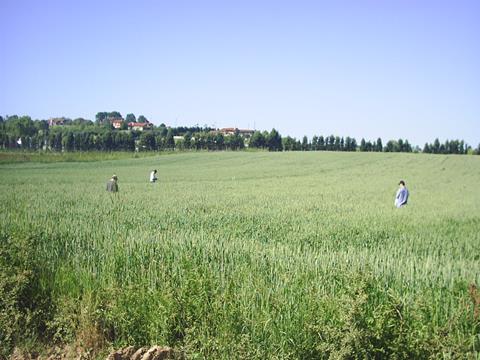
[395,180,409,208]
[150,169,158,183]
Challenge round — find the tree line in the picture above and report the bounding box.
[422,139,469,155]
[1,114,479,155]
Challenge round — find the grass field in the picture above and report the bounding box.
[1,151,479,358]
[0,150,162,164]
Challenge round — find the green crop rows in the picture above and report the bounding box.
[1,151,479,358]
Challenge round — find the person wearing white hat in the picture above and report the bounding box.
[106,175,119,192]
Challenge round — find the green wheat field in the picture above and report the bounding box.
[1,151,479,358]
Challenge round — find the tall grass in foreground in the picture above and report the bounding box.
[1,151,479,358]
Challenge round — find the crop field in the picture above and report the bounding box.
[1,151,479,358]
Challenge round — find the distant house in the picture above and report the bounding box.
[128,121,153,131]
[110,119,124,129]
[219,128,255,137]
[48,117,65,127]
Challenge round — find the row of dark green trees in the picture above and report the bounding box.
[1,115,479,154]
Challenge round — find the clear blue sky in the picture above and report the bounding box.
[1,0,479,146]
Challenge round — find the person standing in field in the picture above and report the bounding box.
[150,169,158,183]
[106,175,119,192]
[395,180,409,208]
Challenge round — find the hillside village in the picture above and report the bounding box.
[50,116,253,136]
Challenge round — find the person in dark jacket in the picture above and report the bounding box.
[106,175,119,192]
